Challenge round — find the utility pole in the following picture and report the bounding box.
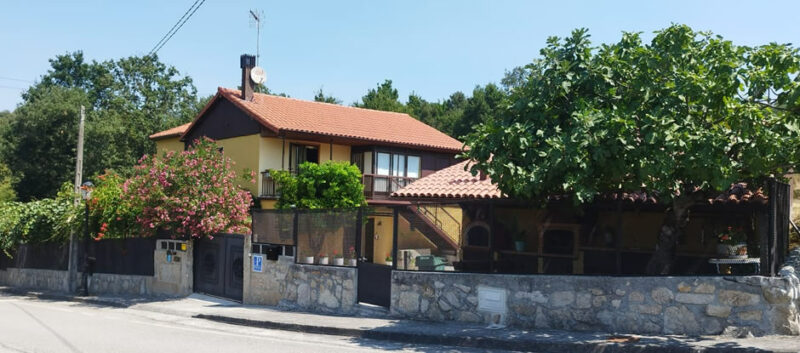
[67,105,85,293]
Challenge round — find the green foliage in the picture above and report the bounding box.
[354,80,407,113]
[313,88,342,104]
[272,161,366,210]
[0,183,81,255]
[1,51,200,201]
[0,162,16,202]
[87,171,141,240]
[462,25,800,203]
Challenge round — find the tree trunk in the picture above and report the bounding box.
[646,195,697,275]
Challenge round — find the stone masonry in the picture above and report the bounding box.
[245,255,357,314]
[392,271,800,336]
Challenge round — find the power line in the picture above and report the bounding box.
[0,85,25,90]
[148,0,206,55]
[0,76,33,83]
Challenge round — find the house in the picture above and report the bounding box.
[391,160,791,276]
[149,54,465,267]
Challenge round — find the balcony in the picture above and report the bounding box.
[363,174,416,199]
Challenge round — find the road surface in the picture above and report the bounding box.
[0,295,506,353]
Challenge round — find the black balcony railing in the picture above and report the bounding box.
[261,171,279,198]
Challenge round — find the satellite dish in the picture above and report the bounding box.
[250,66,267,84]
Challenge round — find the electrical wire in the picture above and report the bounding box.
[148,0,206,55]
[0,76,32,83]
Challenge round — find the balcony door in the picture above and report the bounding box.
[289,144,319,173]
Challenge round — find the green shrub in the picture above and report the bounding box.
[0,183,80,255]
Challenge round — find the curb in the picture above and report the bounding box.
[0,288,782,353]
[193,314,776,353]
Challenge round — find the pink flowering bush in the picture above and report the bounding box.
[123,138,252,238]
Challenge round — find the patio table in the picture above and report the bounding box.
[708,258,760,275]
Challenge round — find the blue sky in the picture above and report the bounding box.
[1,0,798,112]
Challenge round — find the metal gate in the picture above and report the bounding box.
[357,261,392,307]
[194,233,244,301]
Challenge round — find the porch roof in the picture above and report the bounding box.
[391,160,769,206]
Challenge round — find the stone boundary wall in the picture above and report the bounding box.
[245,255,357,314]
[392,271,800,336]
[0,240,193,298]
[0,268,69,292]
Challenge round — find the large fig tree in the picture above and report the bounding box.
[462,25,800,274]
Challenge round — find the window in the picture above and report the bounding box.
[290,144,319,172]
[407,156,420,178]
[375,152,420,178]
[377,153,391,175]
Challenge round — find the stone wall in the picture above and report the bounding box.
[245,255,357,314]
[392,271,800,336]
[0,268,69,292]
[151,240,193,297]
[0,240,193,298]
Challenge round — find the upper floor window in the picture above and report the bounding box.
[290,144,319,172]
[376,152,420,178]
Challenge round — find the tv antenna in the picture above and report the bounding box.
[249,9,264,63]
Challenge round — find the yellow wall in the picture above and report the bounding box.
[216,134,260,195]
[372,215,395,264]
[154,137,184,156]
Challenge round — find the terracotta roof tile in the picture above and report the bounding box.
[149,123,190,140]
[392,160,504,199]
[393,160,768,206]
[184,87,464,152]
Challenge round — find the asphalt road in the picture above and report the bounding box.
[0,295,505,353]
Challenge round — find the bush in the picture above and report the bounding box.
[123,138,253,238]
[87,171,141,240]
[272,161,366,210]
[0,183,80,255]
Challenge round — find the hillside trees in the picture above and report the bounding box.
[1,52,200,200]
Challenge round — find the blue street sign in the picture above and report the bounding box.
[252,255,263,272]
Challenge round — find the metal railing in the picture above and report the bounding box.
[261,171,279,198]
[362,174,416,199]
[416,204,462,245]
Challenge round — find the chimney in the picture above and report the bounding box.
[240,54,256,101]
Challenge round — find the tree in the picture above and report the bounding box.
[451,84,506,139]
[123,138,253,238]
[271,161,366,210]
[2,52,200,200]
[462,25,800,274]
[354,80,406,113]
[314,88,342,104]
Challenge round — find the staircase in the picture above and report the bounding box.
[399,205,460,254]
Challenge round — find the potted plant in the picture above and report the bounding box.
[303,254,315,264]
[333,250,344,266]
[385,253,393,267]
[318,253,329,265]
[717,226,748,259]
[348,246,358,266]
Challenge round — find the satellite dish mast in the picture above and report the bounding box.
[249,9,264,63]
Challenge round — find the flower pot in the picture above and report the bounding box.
[349,259,358,267]
[732,243,748,259]
[385,261,393,267]
[514,240,526,252]
[318,256,329,265]
[333,258,344,266]
[304,256,315,264]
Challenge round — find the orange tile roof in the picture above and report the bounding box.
[392,160,504,199]
[393,160,768,206]
[179,87,464,152]
[149,123,190,140]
